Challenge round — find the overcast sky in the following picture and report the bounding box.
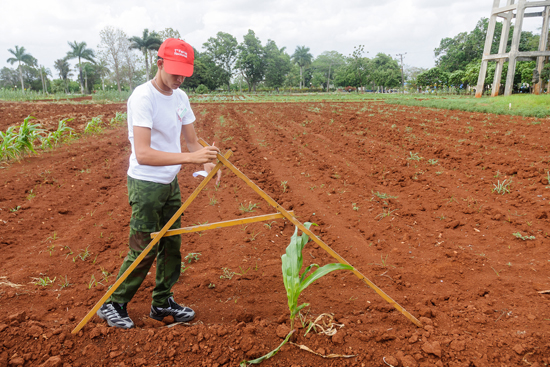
[0,0,543,79]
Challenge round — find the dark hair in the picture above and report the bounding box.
[158,56,163,61]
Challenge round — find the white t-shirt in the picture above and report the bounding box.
[127,82,196,184]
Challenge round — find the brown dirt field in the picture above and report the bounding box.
[0,100,550,367]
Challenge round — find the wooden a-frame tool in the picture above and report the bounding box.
[72,139,421,334]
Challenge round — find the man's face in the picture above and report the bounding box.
[158,60,186,89]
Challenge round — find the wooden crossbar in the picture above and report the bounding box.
[150,211,295,238]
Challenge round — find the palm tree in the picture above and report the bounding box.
[291,46,313,89]
[6,46,35,91]
[54,58,71,93]
[66,41,96,94]
[129,29,162,81]
[95,60,110,91]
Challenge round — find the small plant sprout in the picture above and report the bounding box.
[26,189,36,200]
[209,195,218,206]
[376,208,398,221]
[33,276,56,287]
[263,221,276,229]
[9,206,21,213]
[73,246,91,262]
[239,202,259,213]
[88,274,97,289]
[281,222,354,331]
[407,152,423,161]
[428,159,438,165]
[281,181,288,193]
[352,203,359,211]
[371,191,398,200]
[513,232,535,241]
[47,245,55,256]
[184,253,201,263]
[220,267,235,280]
[235,266,251,276]
[58,276,71,289]
[492,179,512,195]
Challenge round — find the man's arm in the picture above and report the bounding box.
[134,126,219,166]
[181,124,222,184]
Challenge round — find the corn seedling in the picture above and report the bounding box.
[428,159,438,165]
[376,208,398,221]
[26,189,36,200]
[84,116,104,134]
[9,206,21,212]
[47,245,55,256]
[73,246,91,262]
[513,232,535,241]
[209,195,218,206]
[407,152,423,161]
[281,181,288,193]
[352,203,359,211]
[249,230,261,241]
[184,252,201,263]
[33,276,56,287]
[239,202,259,213]
[235,266,251,276]
[371,191,397,200]
[109,112,127,126]
[220,267,235,280]
[281,222,354,330]
[88,274,97,289]
[58,276,71,289]
[263,221,276,229]
[492,179,512,195]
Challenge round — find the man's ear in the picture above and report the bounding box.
[157,59,163,70]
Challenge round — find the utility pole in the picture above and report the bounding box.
[396,53,406,92]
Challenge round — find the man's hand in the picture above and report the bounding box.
[188,145,220,164]
[204,162,222,185]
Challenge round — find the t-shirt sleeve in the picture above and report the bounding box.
[128,89,154,129]
[179,91,196,126]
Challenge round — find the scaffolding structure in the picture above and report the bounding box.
[476,0,550,97]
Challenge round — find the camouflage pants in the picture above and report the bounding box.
[109,176,182,307]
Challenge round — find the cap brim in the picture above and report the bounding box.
[163,59,194,77]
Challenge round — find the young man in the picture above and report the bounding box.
[97,38,220,329]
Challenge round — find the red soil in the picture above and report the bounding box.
[0,100,549,367]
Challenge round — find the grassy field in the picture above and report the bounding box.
[2,88,549,118]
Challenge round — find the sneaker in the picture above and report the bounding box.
[150,296,195,322]
[97,302,135,329]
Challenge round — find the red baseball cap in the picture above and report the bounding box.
[158,38,195,77]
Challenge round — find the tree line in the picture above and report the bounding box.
[413,18,550,92]
[1,27,403,94]
[2,19,548,94]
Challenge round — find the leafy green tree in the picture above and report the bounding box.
[158,28,181,42]
[369,53,401,89]
[264,40,291,91]
[312,51,345,91]
[448,70,466,87]
[53,58,72,93]
[0,67,19,89]
[236,30,266,92]
[66,41,96,94]
[346,45,369,91]
[6,46,35,91]
[129,29,162,81]
[416,67,449,88]
[37,65,52,93]
[291,45,313,89]
[203,32,238,91]
[183,50,220,91]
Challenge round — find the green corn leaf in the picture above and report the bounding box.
[299,263,354,293]
[240,330,294,366]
